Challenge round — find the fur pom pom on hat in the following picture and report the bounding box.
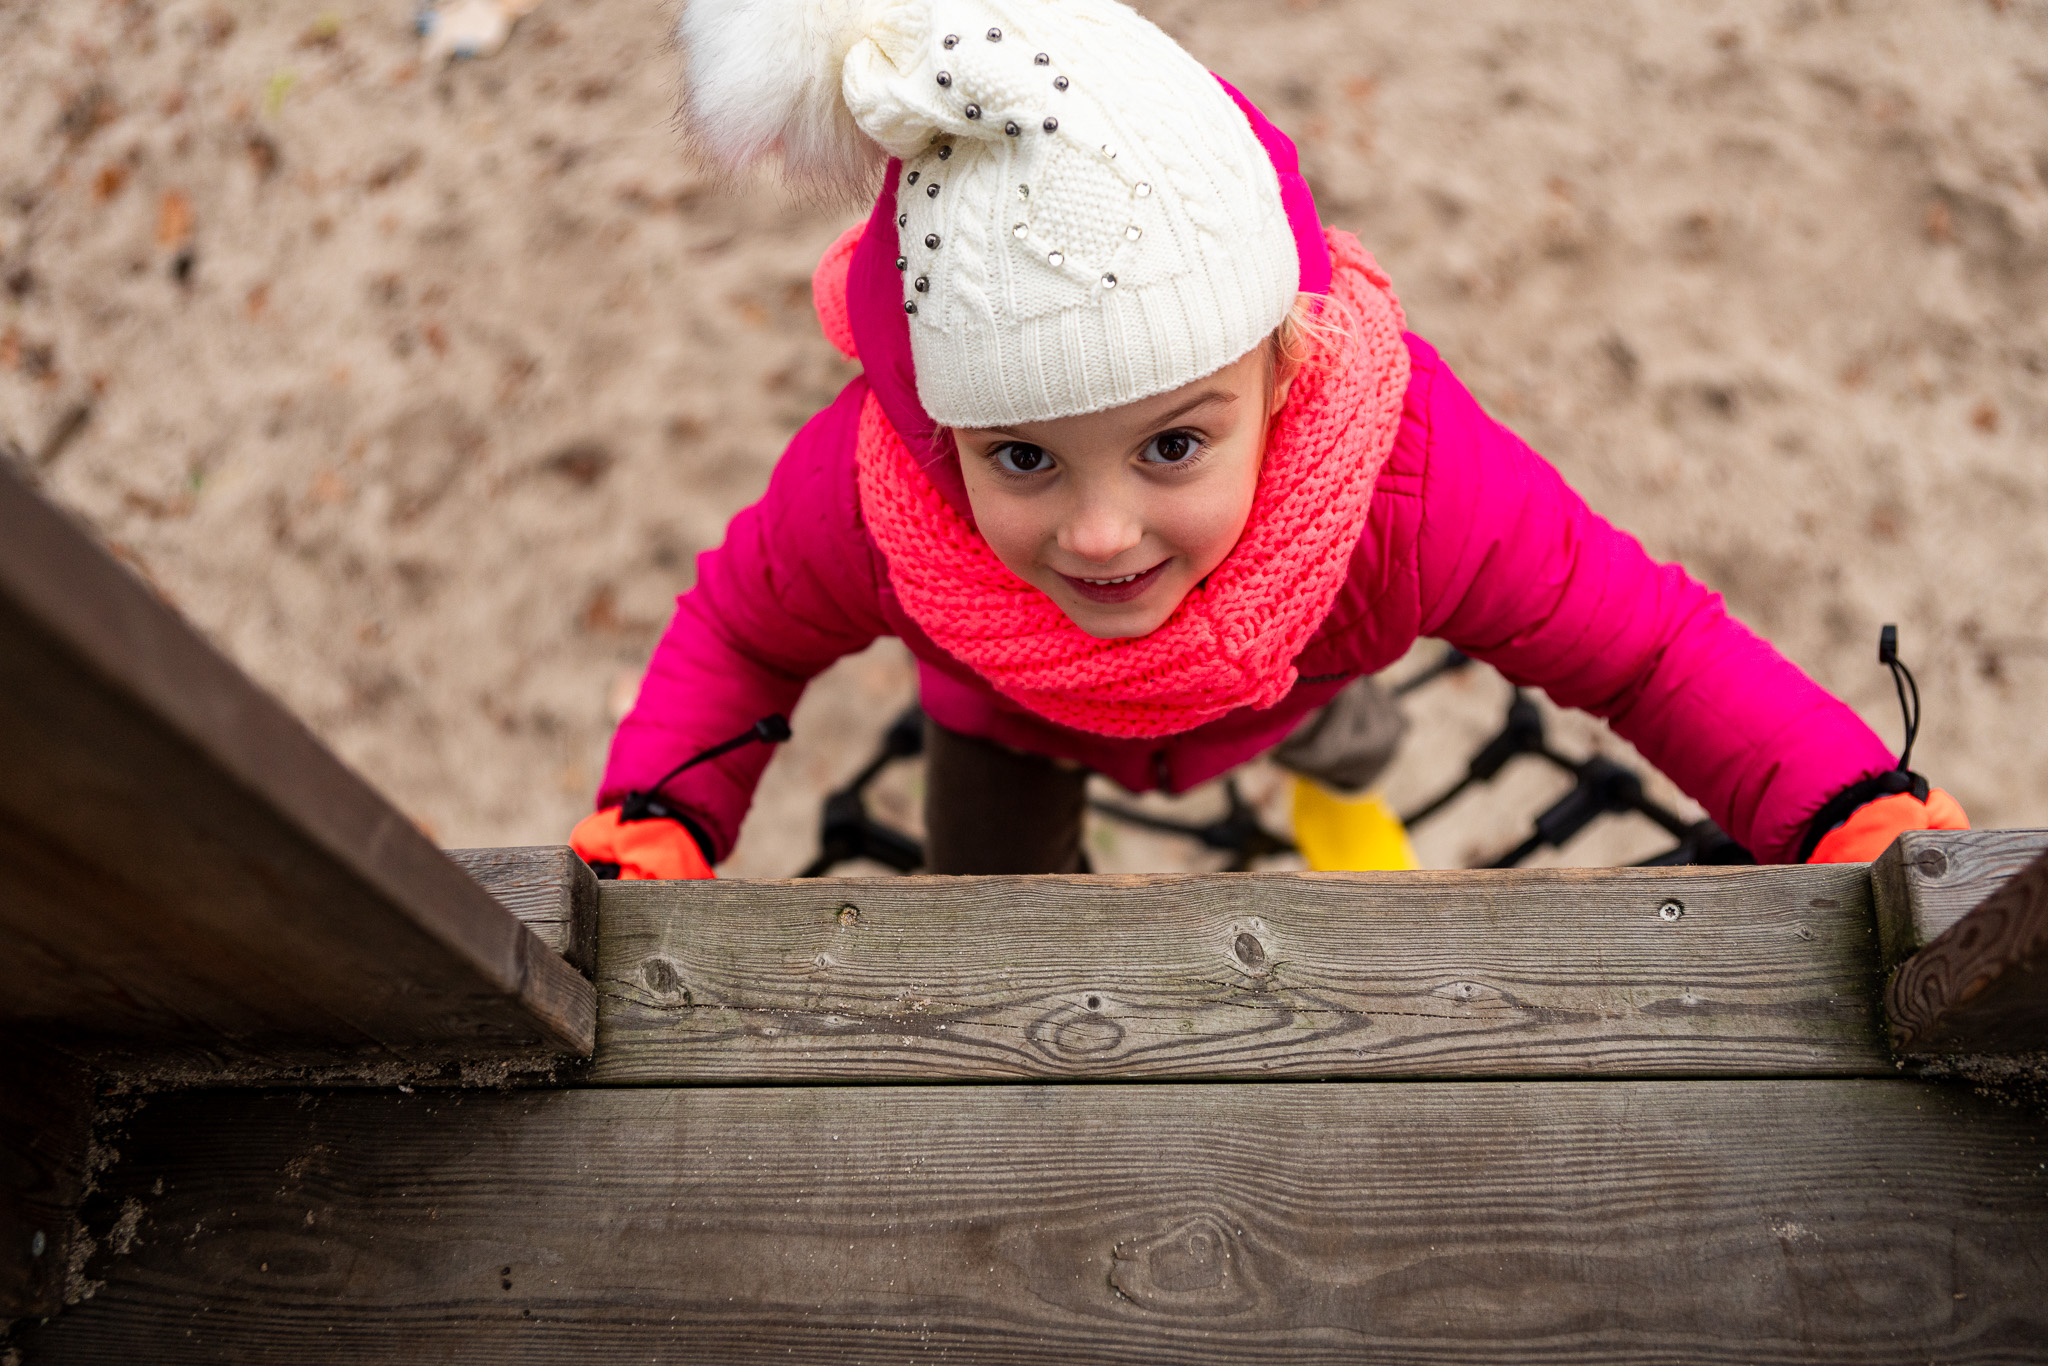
[677,0,1301,427]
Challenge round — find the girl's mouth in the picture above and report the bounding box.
[1058,559,1169,604]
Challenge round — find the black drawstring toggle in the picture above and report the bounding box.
[1793,625,1929,861]
[1876,623,1923,783]
[619,714,791,824]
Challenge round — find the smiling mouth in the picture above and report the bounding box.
[1058,559,1169,604]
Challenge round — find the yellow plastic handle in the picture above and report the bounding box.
[1291,778,1420,872]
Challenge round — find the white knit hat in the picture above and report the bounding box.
[679,0,1301,427]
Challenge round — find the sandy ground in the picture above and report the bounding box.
[3,0,2045,877]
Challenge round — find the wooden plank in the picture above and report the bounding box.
[0,1046,92,1328]
[15,1081,2048,1363]
[0,463,593,1067]
[591,865,1887,1082]
[446,847,599,979]
[1888,847,2048,1054]
[1872,829,2048,971]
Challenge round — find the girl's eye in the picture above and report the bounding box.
[993,443,1051,474]
[1143,431,1203,465]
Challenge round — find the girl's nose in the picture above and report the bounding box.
[1058,495,1144,565]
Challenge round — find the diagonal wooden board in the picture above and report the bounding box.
[1889,846,2048,1055]
[16,1081,2048,1364]
[592,864,1888,1081]
[0,463,593,1065]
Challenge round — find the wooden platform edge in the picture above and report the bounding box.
[14,1081,2048,1363]
[588,862,1892,1083]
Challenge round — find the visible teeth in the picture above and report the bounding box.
[1082,573,1140,585]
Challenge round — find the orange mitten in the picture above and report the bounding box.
[570,806,715,880]
[1807,788,1968,864]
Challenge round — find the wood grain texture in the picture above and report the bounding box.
[0,1046,92,1327]
[446,847,599,978]
[16,1081,2048,1364]
[591,866,1887,1082]
[0,465,592,1065]
[1888,847,2048,1054]
[1872,829,2048,970]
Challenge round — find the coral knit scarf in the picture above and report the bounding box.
[856,230,1410,739]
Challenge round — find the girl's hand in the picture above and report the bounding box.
[1806,788,1969,863]
[570,806,715,880]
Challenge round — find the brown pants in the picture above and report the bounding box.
[922,719,1088,874]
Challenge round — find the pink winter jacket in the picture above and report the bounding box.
[600,85,1897,866]
[601,329,1895,867]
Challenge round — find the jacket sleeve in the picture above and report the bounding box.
[596,381,889,860]
[1410,348,1896,863]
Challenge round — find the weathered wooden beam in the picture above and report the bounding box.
[16,1081,2048,1363]
[1887,846,2048,1055]
[446,847,599,979]
[1871,828,2048,971]
[0,463,593,1069]
[593,864,1887,1082]
[0,1047,92,1330]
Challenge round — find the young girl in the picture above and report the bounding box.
[573,0,1967,879]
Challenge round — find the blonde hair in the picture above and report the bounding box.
[1269,291,1349,399]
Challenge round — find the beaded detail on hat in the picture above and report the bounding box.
[832,0,1297,425]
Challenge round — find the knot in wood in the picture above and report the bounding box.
[1431,979,1506,1009]
[1109,1213,1260,1314]
[639,956,690,1006]
[1233,931,1268,973]
[1055,1014,1122,1056]
[1025,1001,1126,1061]
[1912,848,1950,879]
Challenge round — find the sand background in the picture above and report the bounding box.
[3,0,2045,876]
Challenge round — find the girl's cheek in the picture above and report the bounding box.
[1162,450,1262,566]
[967,490,1054,576]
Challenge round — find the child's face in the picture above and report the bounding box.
[955,347,1289,640]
